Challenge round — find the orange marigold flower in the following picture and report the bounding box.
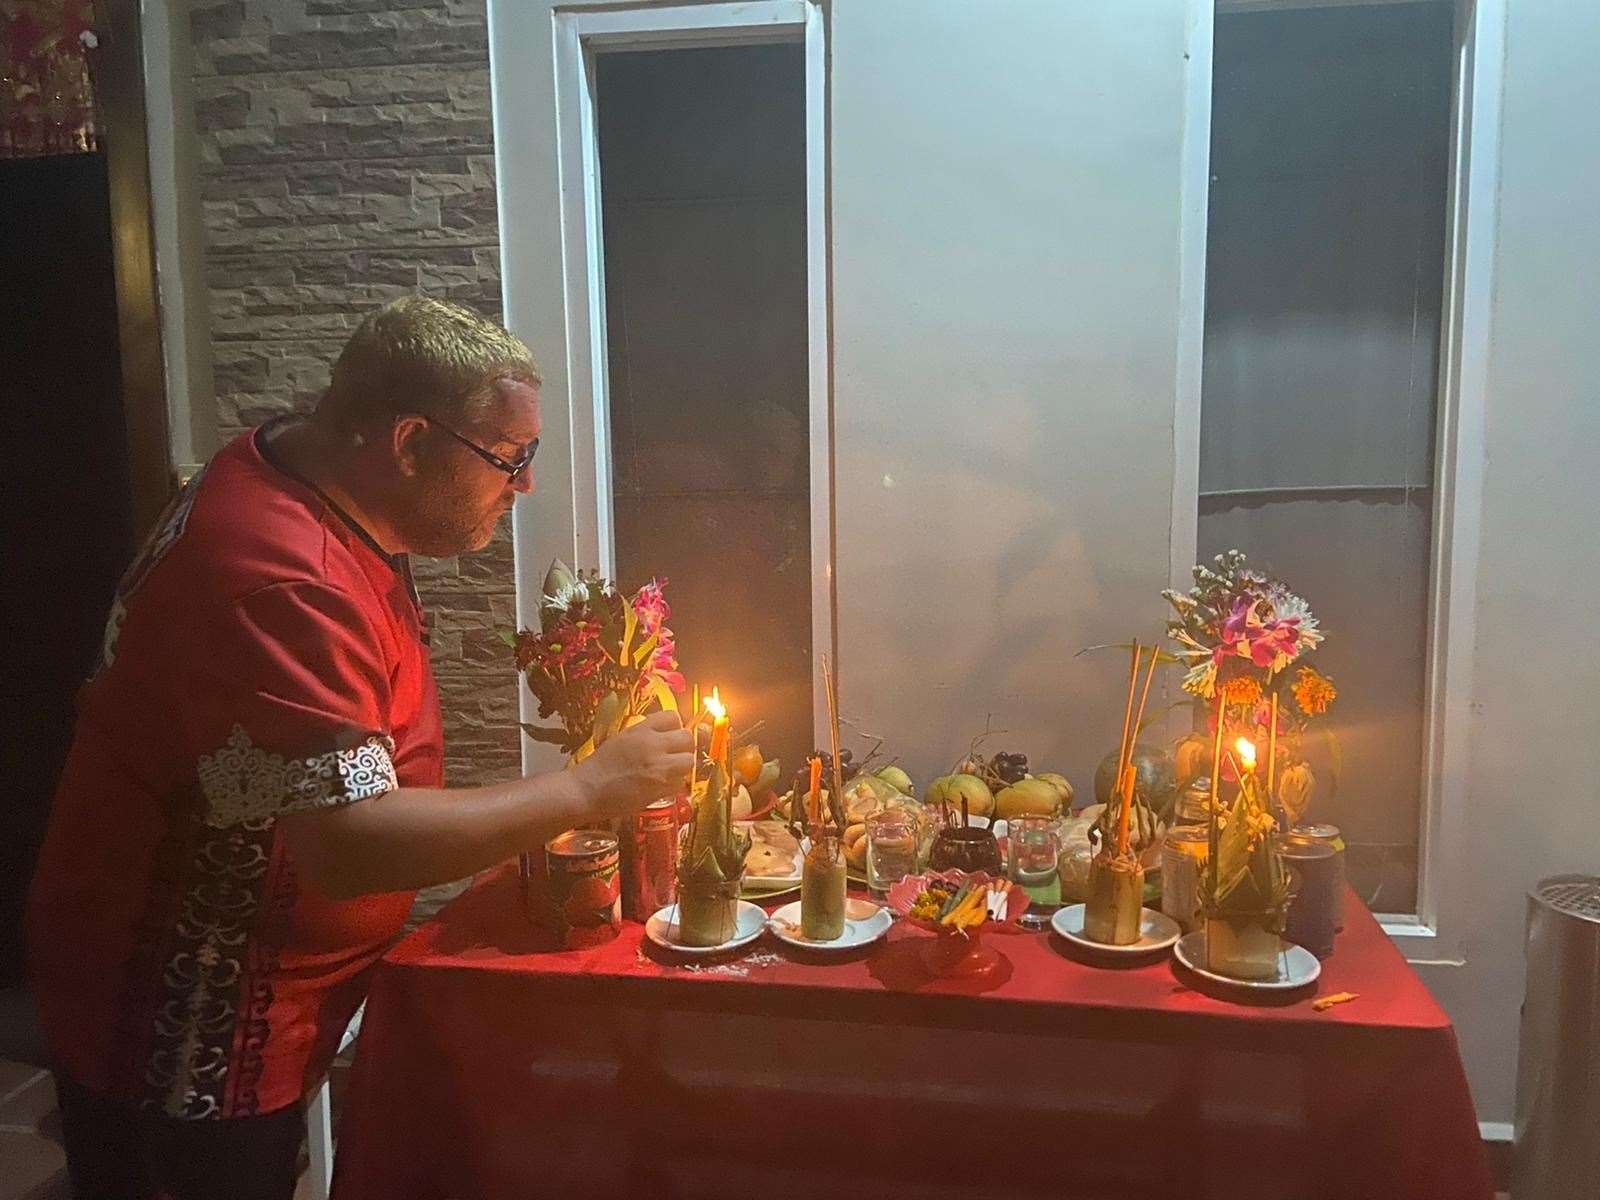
[1293,667,1337,715]
[1220,674,1263,706]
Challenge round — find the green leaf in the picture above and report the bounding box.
[1075,642,1181,664]
[519,722,569,745]
[644,675,680,715]
[632,631,659,669]
[1212,796,1255,902]
[620,600,638,664]
[498,628,521,651]
[592,691,625,746]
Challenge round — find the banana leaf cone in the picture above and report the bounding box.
[676,765,750,946]
[1084,851,1145,945]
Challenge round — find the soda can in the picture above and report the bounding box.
[1290,822,1346,930]
[620,798,681,921]
[1282,839,1339,958]
[544,829,621,948]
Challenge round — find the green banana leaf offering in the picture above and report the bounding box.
[676,762,751,946]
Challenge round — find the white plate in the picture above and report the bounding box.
[1051,904,1182,956]
[1171,930,1321,992]
[645,900,768,956]
[765,899,894,953]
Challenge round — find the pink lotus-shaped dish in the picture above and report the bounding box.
[886,870,1030,978]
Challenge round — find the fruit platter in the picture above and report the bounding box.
[887,870,1031,978]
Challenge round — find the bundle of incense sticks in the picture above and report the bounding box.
[1112,640,1161,857]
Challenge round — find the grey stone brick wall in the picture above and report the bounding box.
[190,0,521,786]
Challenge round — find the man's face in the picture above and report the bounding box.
[397,379,541,557]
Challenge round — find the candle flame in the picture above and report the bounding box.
[1234,736,1257,771]
[704,687,726,722]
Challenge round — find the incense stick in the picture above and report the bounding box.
[1118,645,1161,857]
[820,655,846,832]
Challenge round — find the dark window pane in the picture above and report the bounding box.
[1201,3,1454,912]
[597,45,814,766]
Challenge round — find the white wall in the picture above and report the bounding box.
[830,0,1199,791]
[489,0,1596,1127]
[1416,0,1600,1127]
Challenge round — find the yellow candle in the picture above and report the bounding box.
[1235,736,1257,774]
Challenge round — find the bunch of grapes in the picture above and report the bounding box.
[991,751,1029,785]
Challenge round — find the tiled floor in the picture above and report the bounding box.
[0,1063,66,1200]
[0,1061,329,1200]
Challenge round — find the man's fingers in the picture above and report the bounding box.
[657,752,695,779]
[642,709,683,731]
[654,727,693,754]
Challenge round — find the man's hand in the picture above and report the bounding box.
[573,710,695,819]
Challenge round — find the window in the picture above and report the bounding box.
[1201,2,1455,912]
[596,43,816,766]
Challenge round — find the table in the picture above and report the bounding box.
[331,865,1492,1200]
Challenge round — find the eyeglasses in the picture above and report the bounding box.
[421,415,539,479]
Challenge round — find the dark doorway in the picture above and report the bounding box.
[0,151,136,984]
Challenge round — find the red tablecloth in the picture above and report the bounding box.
[331,866,1491,1200]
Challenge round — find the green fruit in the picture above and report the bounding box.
[926,773,994,818]
[1094,745,1177,816]
[1033,771,1075,808]
[876,765,914,795]
[749,759,781,799]
[857,773,903,803]
[994,778,1061,820]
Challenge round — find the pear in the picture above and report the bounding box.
[925,773,994,818]
[876,765,914,796]
[1033,772,1075,809]
[993,778,1063,820]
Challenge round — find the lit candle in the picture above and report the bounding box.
[1235,736,1257,775]
[705,687,729,773]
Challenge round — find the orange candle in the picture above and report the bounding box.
[807,755,823,825]
[705,688,729,772]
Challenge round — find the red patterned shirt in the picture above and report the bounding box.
[28,421,443,1119]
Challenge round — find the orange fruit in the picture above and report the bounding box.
[733,743,764,786]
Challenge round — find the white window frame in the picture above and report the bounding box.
[546,0,835,741]
[1170,0,1503,947]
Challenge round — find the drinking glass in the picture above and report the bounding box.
[865,809,918,894]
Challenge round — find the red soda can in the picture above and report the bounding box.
[544,829,621,947]
[621,798,682,920]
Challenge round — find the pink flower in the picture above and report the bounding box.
[1217,596,1303,671]
[650,634,686,694]
[632,579,671,637]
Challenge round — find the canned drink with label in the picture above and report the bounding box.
[1289,823,1346,930]
[545,829,621,948]
[1282,839,1340,958]
[1161,825,1210,933]
[620,798,681,920]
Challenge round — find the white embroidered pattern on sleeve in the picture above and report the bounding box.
[196,724,398,828]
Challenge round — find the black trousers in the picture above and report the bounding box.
[53,1073,305,1200]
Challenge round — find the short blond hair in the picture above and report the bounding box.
[320,296,540,430]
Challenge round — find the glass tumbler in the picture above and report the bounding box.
[865,808,919,894]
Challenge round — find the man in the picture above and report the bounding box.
[26,297,693,1198]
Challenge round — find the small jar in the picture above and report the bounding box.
[1161,825,1209,933]
[1174,777,1212,828]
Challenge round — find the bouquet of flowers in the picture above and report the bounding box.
[1162,551,1334,977]
[507,560,685,760]
[1163,550,1337,824]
